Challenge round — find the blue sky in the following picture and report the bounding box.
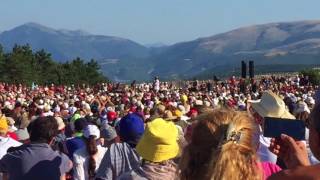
[0,0,319,44]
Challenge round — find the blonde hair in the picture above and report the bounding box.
[179,109,261,180]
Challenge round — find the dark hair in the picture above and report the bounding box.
[74,118,88,132]
[28,116,59,143]
[86,135,98,179]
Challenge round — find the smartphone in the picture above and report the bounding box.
[263,117,306,140]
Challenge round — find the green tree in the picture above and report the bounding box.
[0,43,109,85]
[300,68,320,85]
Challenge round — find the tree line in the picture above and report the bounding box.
[0,44,108,85]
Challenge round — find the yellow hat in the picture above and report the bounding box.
[136,118,179,162]
[164,110,177,121]
[181,95,188,103]
[0,115,8,133]
[174,110,183,118]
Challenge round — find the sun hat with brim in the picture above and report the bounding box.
[156,104,166,114]
[136,118,179,162]
[251,91,295,119]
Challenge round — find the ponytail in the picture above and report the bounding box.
[210,142,260,180]
[179,109,261,180]
[86,135,98,179]
[210,112,261,180]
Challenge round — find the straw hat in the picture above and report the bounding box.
[136,118,179,162]
[156,104,166,114]
[251,91,295,119]
[164,110,177,121]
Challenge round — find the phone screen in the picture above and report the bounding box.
[263,117,305,140]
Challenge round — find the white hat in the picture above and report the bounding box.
[251,91,295,119]
[83,125,100,139]
[296,102,310,114]
[55,117,65,130]
[204,101,211,107]
[54,106,61,113]
[69,107,77,115]
[83,103,91,111]
[195,100,203,106]
[39,99,44,105]
[44,104,51,112]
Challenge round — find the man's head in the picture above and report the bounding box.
[28,116,59,144]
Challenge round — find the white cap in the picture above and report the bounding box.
[83,125,100,139]
[195,100,203,106]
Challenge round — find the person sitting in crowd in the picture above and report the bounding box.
[268,92,320,179]
[0,115,21,180]
[119,117,179,180]
[249,91,295,165]
[0,116,72,180]
[66,118,88,160]
[100,122,119,148]
[0,115,21,159]
[95,113,144,180]
[73,124,108,180]
[180,109,282,180]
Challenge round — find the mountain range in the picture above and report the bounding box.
[1,20,320,81]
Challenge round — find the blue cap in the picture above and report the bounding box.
[119,113,144,146]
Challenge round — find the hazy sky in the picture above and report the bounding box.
[1,0,319,44]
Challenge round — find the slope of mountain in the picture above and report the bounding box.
[150,20,320,79]
[0,22,149,61]
[2,20,320,81]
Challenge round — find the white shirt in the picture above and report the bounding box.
[0,136,22,159]
[154,80,160,91]
[73,145,108,180]
[305,128,320,165]
[257,126,277,163]
[0,136,21,180]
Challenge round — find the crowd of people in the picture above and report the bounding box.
[0,74,319,180]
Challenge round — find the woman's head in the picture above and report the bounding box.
[136,118,179,163]
[83,125,100,179]
[179,109,260,180]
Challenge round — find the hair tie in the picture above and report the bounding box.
[227,131,242,144]
[219,124,242,147]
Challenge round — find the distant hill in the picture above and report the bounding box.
[150,20,320,79]
[2,21,320,81]
[0,22,149,61]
